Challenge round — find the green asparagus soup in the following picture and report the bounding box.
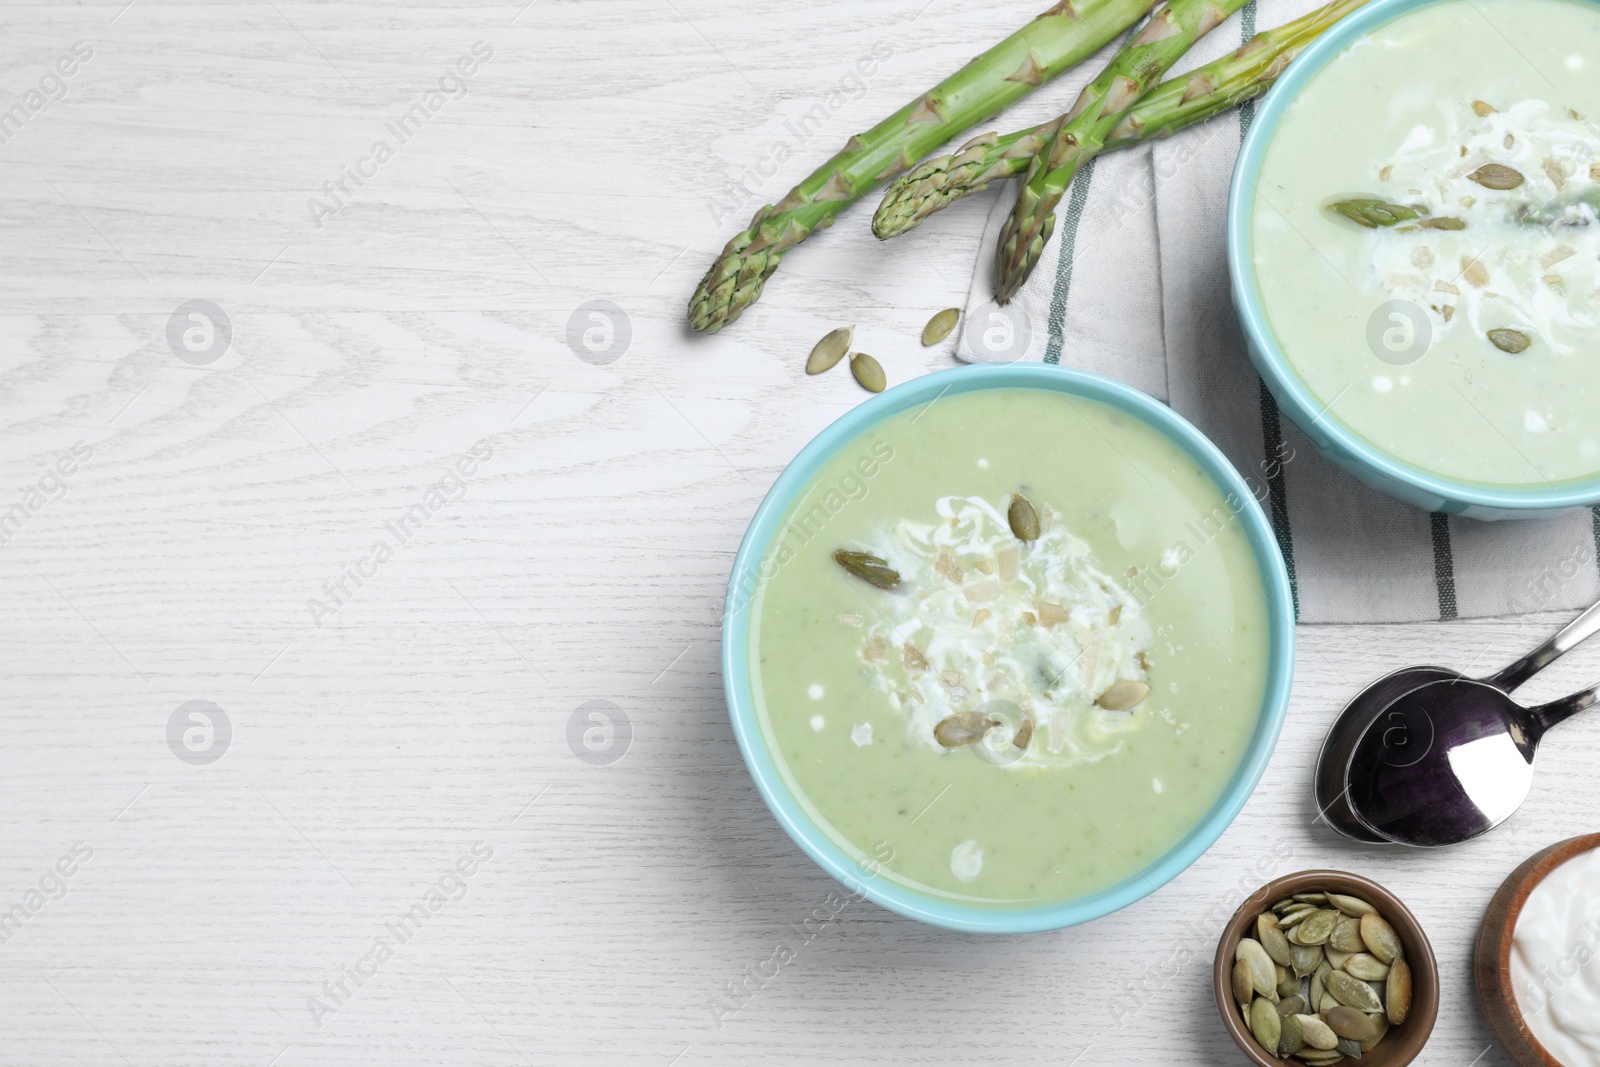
[748,388,1273,906]
[1252,0,1600,486]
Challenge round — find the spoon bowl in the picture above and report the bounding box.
[1314,665,1458,841]
[1315,596,1600,844]
[1346,678,1596,847]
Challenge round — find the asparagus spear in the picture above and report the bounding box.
[1519,186,1600,226]
[1327,199,1423,227]
[687,0,1161,334]
[873,0,1368,239]
[994,0,1251,303]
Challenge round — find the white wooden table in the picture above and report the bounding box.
[2,2,1597,1064]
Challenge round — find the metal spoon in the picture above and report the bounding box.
[1342,676,1598,846]
[1314,597,1600,841]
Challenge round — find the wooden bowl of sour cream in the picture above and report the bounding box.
[1476,832,1600,1067]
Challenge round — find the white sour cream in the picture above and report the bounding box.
[855,495,1153,770]
[1510,845,1600,1066]
[950,840,983,883]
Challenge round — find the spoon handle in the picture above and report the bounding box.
[1486,596,1600,692]
[1531,685,1600,735]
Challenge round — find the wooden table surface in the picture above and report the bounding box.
[2,1,1597,1064]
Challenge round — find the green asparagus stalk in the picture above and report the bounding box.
[873,0,1368,239]
[1326,199,1423,227]
[994,0,1250,303]
[688,0,1161,333]
[1520,186,1600,225]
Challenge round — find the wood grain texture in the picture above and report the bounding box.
[1,2,1599,1065]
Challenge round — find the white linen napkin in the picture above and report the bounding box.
[954,0,1600,623]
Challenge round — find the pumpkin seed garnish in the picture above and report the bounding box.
[1418,216,1466,230]
[1013,717,1034,750]
[1095,679,1151,711]
[933,711,997,748]
[922,308,960,346]
[1008,493,1041,541]
[834,549,900,589]
[850,352,887,392]
[1469,162,1525,189]
[1488,327,1531,354]
[806,326,853,375]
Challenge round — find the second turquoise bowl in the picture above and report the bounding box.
[1227,0,1600,520]
[721,363,1295,933]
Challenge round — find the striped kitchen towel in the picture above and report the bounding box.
[953,0,1600,624]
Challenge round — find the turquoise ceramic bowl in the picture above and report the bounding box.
[721,363,1295,933]
[1228,0,1600,520]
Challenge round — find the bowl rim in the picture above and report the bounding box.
[1226,0,1600,512]
[1213,869,1440,1067]
[720,362,1296,933]
[1473,831,1600,1067]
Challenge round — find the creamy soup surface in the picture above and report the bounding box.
[748,389,1273,905]
[1253,0,1600,485]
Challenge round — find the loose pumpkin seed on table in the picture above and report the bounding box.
[850,352,887,392]
[1231,887,1414,1064]
[921,307,960,345]
[806,326,853,374]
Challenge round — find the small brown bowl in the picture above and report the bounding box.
[1475,831,1600,1067]
[1213,870,1440,1067]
